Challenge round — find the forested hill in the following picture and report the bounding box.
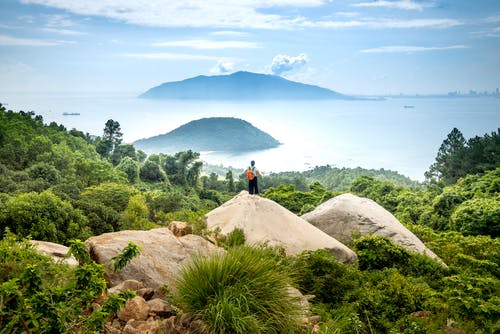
[1,104,499,333]
[139,71,352,100]
[134,117,280,153]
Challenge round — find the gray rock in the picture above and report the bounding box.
[108,279,144,295]
[137,288,155,301]
[29,240,78,266]
[205,191,356,263]
[86,228,221,289]
[302,193,441,260]
[147,298,175,317]
[122,319,162,334]
[118,296,149,322]
[168,221,192,237]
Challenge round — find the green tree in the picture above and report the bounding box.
[103,119,123,150]
[110,144,136,166]
[225,170,235,192]
[80,182,137,213]
[451,196,500,237]
[120,194,157,230]
[136,150,147,162]
[427,128,467,184]
[27,162,61,184]
[117,156,139,183]
[0,190,91,243]
[162,150,201,187]
[74,157,127,187]
[95,137,113,158]
[140,159,166,183]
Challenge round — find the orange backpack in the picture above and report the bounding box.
[247,167,254,180]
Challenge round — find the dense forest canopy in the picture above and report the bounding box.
[133,117,280,153]
[0,104,498,333]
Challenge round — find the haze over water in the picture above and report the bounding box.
[3,92,499,181]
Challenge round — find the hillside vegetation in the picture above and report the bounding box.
[0,104,498,333]
[139,71,351,100]
[134,117,280,153]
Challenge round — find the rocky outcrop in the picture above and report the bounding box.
[29,240,78,266]
[86,228,220,289]
[168,221,192,237]
[205,191,357,263]
[103,279,206,334]
[301,193,441,260]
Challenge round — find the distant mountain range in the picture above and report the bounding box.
[133,117,280,153]
[139,71,352,100]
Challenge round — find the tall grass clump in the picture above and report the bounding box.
[174,245,305,334]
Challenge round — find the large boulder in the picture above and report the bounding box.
[29,240,78,267]
[301,193,440,260]
[205,191,357,263]
[86,228,220,289]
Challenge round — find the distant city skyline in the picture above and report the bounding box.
[0,0,499,95]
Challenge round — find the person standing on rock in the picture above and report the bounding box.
[245,160,261,195]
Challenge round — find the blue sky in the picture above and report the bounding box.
[0,0,499,95]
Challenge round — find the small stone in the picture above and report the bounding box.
[169,221,192,237]
[109,279,145,295]
[118,296,150,322]
[137,287,155,300]
[104,323,121,334]
[122,319,162,334]
[147,298,175,318]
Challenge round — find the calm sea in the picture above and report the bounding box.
[2,92,499,181]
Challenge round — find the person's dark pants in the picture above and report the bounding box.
[249,177,259,195]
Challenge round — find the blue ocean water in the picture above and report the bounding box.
[1,92,499,181]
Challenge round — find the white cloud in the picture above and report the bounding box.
[152,39,261,49]
[39,14,86,35]
[271,53,308,75]
[352,0,433,11]
[45,14,75,28]
[334,12,360,18]
[0,34,73,46]
[40,27,86,35]
[121,52,229,60]
[308,18,461,29]
[210,31,250,37]
[210,60,235,74]
[361,45,468,53]
[470,27,500,38]
[19,0,456,31]
[483,15,500,23]
[20,0,325,29]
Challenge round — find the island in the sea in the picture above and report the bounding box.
[133,117,281,153]
[139,71,353,100]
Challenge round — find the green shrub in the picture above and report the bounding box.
[0,190,91,244]
[174,245,305,333]
[217,227,246,249]
[0,233,135,333]
[451,196,500,237]
[353,235,410,271]
[437,273,500,331]
[346,269,434,333]
[354,235,448,286]
[290,249,360,306]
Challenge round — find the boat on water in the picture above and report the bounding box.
[62,112,80,116]
[403,105,415,109]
